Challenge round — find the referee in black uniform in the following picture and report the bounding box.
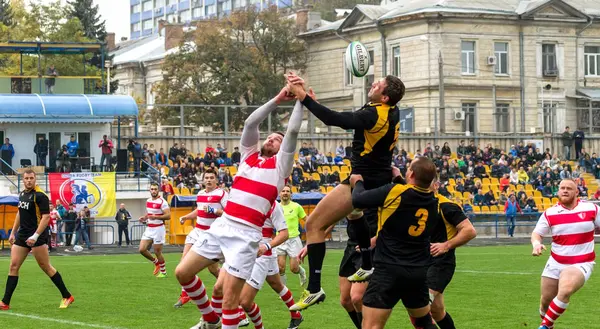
[0,169,74,310]
[350,157,439,329]
[428,181,477,329]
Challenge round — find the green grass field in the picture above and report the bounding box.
[0,245,598,329]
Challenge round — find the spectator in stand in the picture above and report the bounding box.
[231,146,241,165]
[504,194,521,237]
[457,140,468,156]
[464,174,476,193]
[156,148,169,166]
[320,167,333,186]
[518,193,528,210]
[561,126,573,159]
[559,166,571,180]
[115,203,132,247]
[300,176,318,192]
[169,143,180,162]
[221,168,233,188]
[448,160,460,179]
[298,142,309,157]
[524,196,538,213]
[455,178,466,193]
[438,182,451,198]
[324,152,334,165]
[307,142,317,156]
[498,191,508,205]
[98,135,114,171]
[483,190,498,206]
[344,144,352,159]
[142,143,149,161]
[517,167,529,184]
[335,144,344,158]
[582,153,594,173]
[55,200,67,245]
[33,136,48,167]
[148,144,156,164]
[577,178,588,197]
[474,161,488,178]
[499,174,510,192]
[573,128,585,159]
[64,204,77,247]
[292,171,302,186]
[66,136,79,158]
[127,139,142,176]
[302,155,317,173]
[593,187,600,200]
[315,152,327,166]
[572,165,582,179]
[216,143,227,159]
[74,209,92,250]
[473,189,485,206]
[161,177,174,199]
[441,142,451,156]
[168,162,179,179]
[542,182,553,198]
[45,64,58,93]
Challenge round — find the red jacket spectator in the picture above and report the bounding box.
[99,136,114,154]
[499,175,510,192]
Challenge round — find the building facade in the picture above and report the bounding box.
[299,0,600,135]
[129,0,295,39]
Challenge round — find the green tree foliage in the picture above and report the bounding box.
[0,0,13,27]
[155,7,308,129]
[67,0,106,41]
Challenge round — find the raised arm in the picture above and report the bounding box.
[277,100,304,178]
[241,87,294,149]
[301,95,375,130]
[351,180,395,210]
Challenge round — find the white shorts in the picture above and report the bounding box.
[141,225,166,245]
[542,256,595,282]
[246,255,279,290]
[275,236,303,258]
[49,223,57,234]
[185,227,205,245]
[190,217,261,280]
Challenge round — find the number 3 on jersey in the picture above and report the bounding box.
[408,208,428,237]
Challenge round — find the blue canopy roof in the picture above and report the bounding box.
[0,94,138,123]
[0,196,18,206]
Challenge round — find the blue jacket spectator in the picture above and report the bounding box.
[66,136,79,157]
[0,138,14,158]
[156,148,169,166]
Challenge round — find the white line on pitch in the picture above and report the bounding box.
[0,312,128,329]
[456,269,535,275]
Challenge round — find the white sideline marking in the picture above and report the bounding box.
[0,312,128,329]
[456,269,535,275]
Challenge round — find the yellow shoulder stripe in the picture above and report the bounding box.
[361,104,391,156]
[377,184,410,233]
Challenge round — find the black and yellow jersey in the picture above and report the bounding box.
[301,96,399,175]
[351,181,439,267]
[431,195,468,259]
[17,186,50,235]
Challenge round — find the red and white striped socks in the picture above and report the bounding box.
[278,286,302,319]
[181,276,220,324]
[237,306,246,323]
[222,308,240,329]
[211,295,223,316]
[152,258,159,265]
[158,261,166,274]
[247,303,263,329]
[541,298,569,328]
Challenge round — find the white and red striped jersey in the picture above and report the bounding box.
[261,202,287,257]
[223,144,293,230]
[533,200,600,265]
[146,197,170,226]
[195,188,228,230]
[49,209,59,227]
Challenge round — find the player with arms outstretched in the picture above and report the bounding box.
[428,180,477,329]
[175,168,228,308]
[531,179,600,329]
[0,169,74,310]
[349,157,439,329]
[275,185,307,287]
[175,84,303,329]
[139,183,171,278]
[286,73,406,310]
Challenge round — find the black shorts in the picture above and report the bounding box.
[363,264,429,310]
[341,170,392,190]
[427,252,456,294]
[14,231,49,250]
[338,243,373,277]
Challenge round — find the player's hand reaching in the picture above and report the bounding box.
[179,217,186,225]
[307,87,318,103]
[430,242,450,257]
[138,215,147,224]
[275,85,295,104]
[532,243,546,256]
[298,245,308,263]
[349,174,364,188]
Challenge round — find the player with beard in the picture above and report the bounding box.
[275,185,307,287]
[532,179,600,329]
[139,183,171,278]
[286,73,406,311]
[1,169,74,310]
[175,168,228,308]
[175,84,303,329]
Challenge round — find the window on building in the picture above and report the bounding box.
[132,4,141,13]
[344,55,354,86]
[585,46,600,77]
[192,7,203,18]
[494,103,510,132]
[132,22,141,32]
[392,46,400,77]
[167,13,177,22]
[494,42,508,75]
[368,50,374,66]
[142,19,153,30]
[205,4,215,16]
[543,102,556,133]
[142,0,153,11]
[462,102,476,133]
[461,41,475,74]
[180,9,191,21]
[167,0,177,5]
[155,0,165,7]
[542,43,558,76]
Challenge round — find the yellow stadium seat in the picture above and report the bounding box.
[408,152,414,159]
[291,186,299,193]
[320,186,327,193]
[472,205,481,213]
[341,166,350,173]
[181,187,192,196]
[162,166,169,176]
[482,186,490,193]
[228,166,237,175]
[173,187,182,195]
[453,192,462,199]
[462,192,471,200]
[551,197,558,204]
[447,185,455,193]
[340,172,349,181]
[490,205,500,213]
[343,159,351,166]
[326,186,334,193]
[481,206,490,213]
[534,190,542,198]
[321,165,331,173]
[525,190,534,197]
[303,173,310,179]
[317,166,323,173]
[451,152,457,159]
[331,166,341,173]
[525,184,533,191]
[294,154,299,160]
[311,173,321,181]
[449,178,456,186]
[490,178,499,185]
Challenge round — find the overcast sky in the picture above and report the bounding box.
[29,0,130,41]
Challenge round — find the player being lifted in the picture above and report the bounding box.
[1,169,74,310]
[139,183,171,278]
[531,179,600,329]
[350,157,439,329]
[275,186,307,287]
[175,168,228,308]
[175,82,303,329]
[286,73,406,310]
[428,180,477,329]
[209,202,304,329]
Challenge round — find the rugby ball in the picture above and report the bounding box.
[345,41,370,78]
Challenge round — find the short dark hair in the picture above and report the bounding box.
[150,183,159,189]
[274,131,285,138]
[383,75,405,106]
[204,168,218,177]
[410,156,438,189]
[23,168,35,176]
